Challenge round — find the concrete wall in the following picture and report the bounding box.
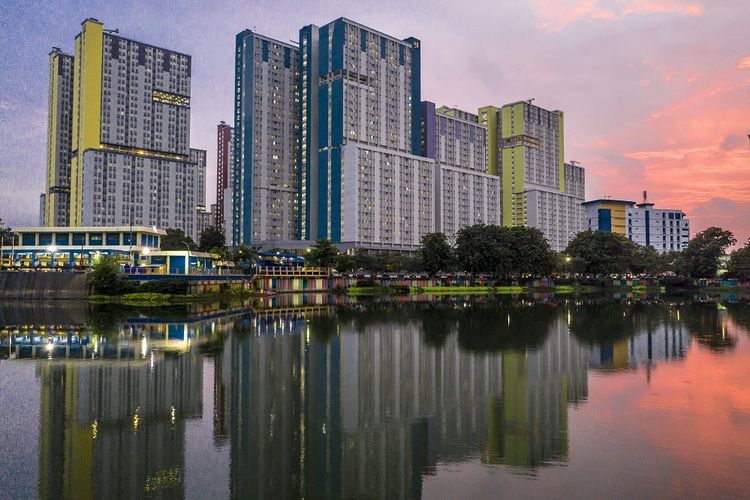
[0,271,89,300]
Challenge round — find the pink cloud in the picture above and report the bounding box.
[531,0,704,31]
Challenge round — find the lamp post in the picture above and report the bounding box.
[141,246,150,270]
[0,218,5,269]
[182,241,191,275]
[47,245,58,270]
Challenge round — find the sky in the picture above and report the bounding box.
[0,0,748,243]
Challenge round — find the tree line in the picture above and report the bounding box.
[95,222,750,280]
[305,224,749,279]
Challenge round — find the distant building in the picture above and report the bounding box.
[39,193,47,226]
[421,101,500,242]
[479,101,585,251]
[299,18,434,251]
[45,19,206,240]
[627,201,690,252]
[215,121,233,233]
[232,31,299,247]
[582,199,634,236]
[196,208,212,238]
[583,197,690,252]
[43,48,74,227]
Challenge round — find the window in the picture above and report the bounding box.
[106,233,121,246]
[72,233,85,245]
[55,233,70,246]
[89,233,103,246]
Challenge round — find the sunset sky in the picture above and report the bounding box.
[0,0,747,242]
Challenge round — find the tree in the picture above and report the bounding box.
[726,239,750,280]
[87,254,134,295]
[0,220,13,246]
[455,224,511,275]
[419,232,454,275]
[306,239,339,268]
[505,226,555,277]
[231,245,257,271]
[161,228,197,251]
[565,230,632,275]
[198,226,226,252]
[677,227,736,278]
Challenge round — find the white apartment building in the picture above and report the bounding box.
[627,202,690,253]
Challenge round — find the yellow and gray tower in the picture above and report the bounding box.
[45,19,206,239]
[44,48,74,226]
[479,101,585,251]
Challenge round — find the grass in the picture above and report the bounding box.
[89,292,174,305]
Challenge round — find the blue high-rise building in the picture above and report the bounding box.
[232,30,299,247]
[298,19,435,250]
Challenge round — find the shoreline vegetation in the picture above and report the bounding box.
[83,282,750,306]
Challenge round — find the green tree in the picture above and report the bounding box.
[419,232,454,275]
[505,226,555,277]
[726,239,750,280]
[161,228,197,251]
[455,224,512,275]
[87,254,134,295]
[231,245,257,269]
[565,230,632,275]
[676,227,736,278]
[629,244,661,275]
[198,226,226,252]
[0,222,13,246]
[306,239,339,268]
[334,253,355,272]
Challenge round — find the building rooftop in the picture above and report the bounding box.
[581,199,636,206]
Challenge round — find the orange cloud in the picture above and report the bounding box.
[738,56,750,69]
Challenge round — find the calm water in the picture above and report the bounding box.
[1,294,749,499]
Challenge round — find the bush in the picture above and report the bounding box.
[138,279,189,295]
[661,275,696,289]
[87,255,135,295]
[389,284,410,295]
[356,278,375,287]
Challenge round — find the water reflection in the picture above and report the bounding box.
[0,296,749,499]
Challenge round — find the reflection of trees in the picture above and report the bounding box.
[457,301,557,352]
[569,302,667,345]
[87,303,190,339]
[726,304,750,334]
[420,304,459,347]
[682,303,736,351]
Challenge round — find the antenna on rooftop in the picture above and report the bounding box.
[570,160,580,166]
[104,28,119,34]
[642,190,648,204]
[527,98,535,105]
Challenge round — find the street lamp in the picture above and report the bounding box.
[182,241,191,275]
[47,245,57,269]
[0,218,5,269]
[141,246,150,268]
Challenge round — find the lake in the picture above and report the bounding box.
[1,293,749,499]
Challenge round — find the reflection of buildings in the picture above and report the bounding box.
[486,319,589,468]
[586,320,690,370]
[37,352,202,499]
[221,306,589,499]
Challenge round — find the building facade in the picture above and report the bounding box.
[627,202,690,252]
[43,48,75,227]
[479,101,584,251]
[299,18,432,250]
[44,19,206,240]
[232,31,299,247]
[421,102,500,242]
[583,197,690,252]
[582,199,634,236]
[215,121,233,234]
